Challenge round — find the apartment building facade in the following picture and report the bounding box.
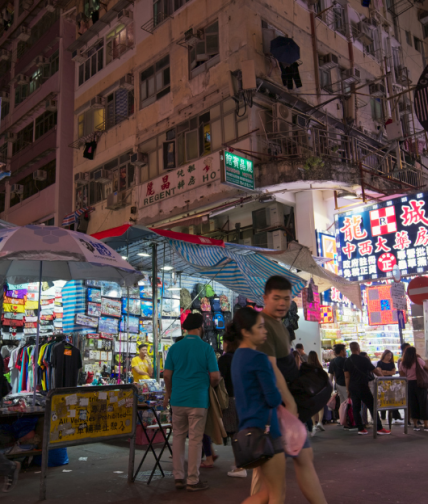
[0,0,75,226]
[65,0,428,253]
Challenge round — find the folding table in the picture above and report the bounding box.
[133,404,172,485]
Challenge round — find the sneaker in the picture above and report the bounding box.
[175,479,186,490]
[349,427,358,432]
[377,428,391,435]
[311,428,317,437]
[413,427,421,431]
[358,429,369,435]
[393,419,404,425]
[317,423,325,432]
[227,468,247,478]
[3,461,20,493]
[187,481,209,492]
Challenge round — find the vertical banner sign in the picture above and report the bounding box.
[302,285,320,322]
[336,192,428,281]
[220,150,255,190]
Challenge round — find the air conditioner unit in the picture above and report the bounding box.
[267,229,288,251]
[17,26,31,42]
[1,91,10,103]
[74,172,89,185]
[45,0,55,12]
[16,74,30,85]
[398,101,412,115]
[356,22,373,46]
[0,49,10,61]
[118,9,133,25]
[45,100,57,112]
[201,218,218,234]
[4,132,16,142]
[90,96,105,109]
[343,67,361,84]
[369,83,386,96]
[252,203,285,232]
[106,191,126,210]
[272,103,290,134]
[33,170,47,181]
[188,224,201,235]
[319,53,339,70]
[34,55,48,67]
[92,168,111,183]
[72,49,87,64]
[119,74,134,91]
[184,27,204,47]
[10,184,23,196]
[130,152,148,166]
[419,11,428,24]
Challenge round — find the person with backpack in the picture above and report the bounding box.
[252,276,328,504]
[328,344,348,405]
[307,351,326,436]
[343,342,390,436]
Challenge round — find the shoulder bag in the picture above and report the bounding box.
[415,361,428,389]
[232,410,274,469]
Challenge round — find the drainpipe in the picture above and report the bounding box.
[310,10,321,101]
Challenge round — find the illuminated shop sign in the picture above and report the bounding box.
[366,284,406,326]
[335,192,428,281]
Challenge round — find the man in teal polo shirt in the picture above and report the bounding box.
[164,313,220,492]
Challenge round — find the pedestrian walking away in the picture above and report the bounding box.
[229,307,286,504]
[308,351,326,435]
[399,346,428,431]
[328,344,348,405]
[344,342,391,436]
[163,313,221,492]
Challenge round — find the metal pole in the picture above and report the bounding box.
[126,287,130,383]
[404,377,408,435]
[152,243,159,381]
[40,391,51,500]
[373,378,378,439]
[33,261,43,407]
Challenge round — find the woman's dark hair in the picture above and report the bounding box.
[292,350,301,367]
[307,351,323,369]
[224,307,260,343]
[223,333,240,353]
[401,346,417,370]
[380,349,394,365]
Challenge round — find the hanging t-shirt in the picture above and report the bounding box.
[51,342,82,388]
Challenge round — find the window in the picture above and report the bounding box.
[106,88,134,129]
[152,0,192,27]
[1,99,9,121]
[0,193,5,213]
[319,56,333,92]
[414,36,423,53]
[333,5,346,35]
[370,97,383,122]
[0,143,7,164]
[405,31,412,46]
[79,40,103,86]
[77,108,105,138]
[13,122,34,156]
[16,10,60,60]
[424,24,428,40]
[140,55,170,108]
[106,24,134,65]
[10,160,56,207]
[189,20,219,78]
[35,110,57,140]
[84,0,99,19]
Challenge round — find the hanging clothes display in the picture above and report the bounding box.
[51,341,82,388]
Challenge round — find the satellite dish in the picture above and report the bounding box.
[392,265,401,283]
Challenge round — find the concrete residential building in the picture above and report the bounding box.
[0,0,75,226]
[64,0,428,244]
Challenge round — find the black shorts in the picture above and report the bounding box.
[269,435,284,454]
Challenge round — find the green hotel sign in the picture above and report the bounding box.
[221,151,255,190]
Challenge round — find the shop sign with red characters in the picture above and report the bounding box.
[336,193,428,281]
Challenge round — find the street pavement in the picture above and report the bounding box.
[2,422,428,504]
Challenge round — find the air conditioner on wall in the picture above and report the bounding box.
[369,83,386,96]
[130,152,148,166]
[118,9,133,25]
[74,172,89,185]
[16,74,30,85]
[90,96,105,109]
[119,74,134,91]
[106,191,126,210]
[319,53,339,70]
[92,168,111,183]
[33,170,47,181]
[343,67,361,84]
[0,49,10,61]
[1,91,9,103]
[252,203,286,232]
[268,230,288,250]
[34,55,48,67]
[17,26,31,42]
[272,103,290,134]
[184,27,204,47]
[10,184,23,195]
[45,100,57,112]
[72,49,87,64]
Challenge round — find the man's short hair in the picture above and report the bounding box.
[349,341,359,352]
[334,343,346,355]
[265,276,292,295]
[138,343,148,350]
[295,343,304,350]
[182,313,203,331]
[401,342,410,352]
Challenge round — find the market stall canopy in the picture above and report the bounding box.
[257,241,362,310]
[0,225,142,286]
[92,224,305,304]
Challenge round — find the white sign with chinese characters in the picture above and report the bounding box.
[138,155,220,208]
[390,282,407,311]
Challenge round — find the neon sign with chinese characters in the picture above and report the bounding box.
[336,193,428,281]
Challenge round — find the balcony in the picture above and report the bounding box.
[255,111,428,195]
[10,126,56,176]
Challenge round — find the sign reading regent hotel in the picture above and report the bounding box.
[138,155,219,208]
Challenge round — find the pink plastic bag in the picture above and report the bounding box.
[327,393,338,410]
[277,405,307,457]
[339,399,351,426]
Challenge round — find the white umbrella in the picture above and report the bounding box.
[0,225,143,404]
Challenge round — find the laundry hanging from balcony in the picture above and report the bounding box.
[270,37,302,90]
[62,206,95,227]
[83,141,97,160]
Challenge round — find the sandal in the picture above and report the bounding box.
[200,462,214,468]
[212,455,219,462]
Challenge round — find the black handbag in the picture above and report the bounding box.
[231,411,274,469]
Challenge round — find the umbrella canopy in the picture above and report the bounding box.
[0,225,142,286]
[270,37,300,65]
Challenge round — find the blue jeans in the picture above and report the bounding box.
[0,453,15,476]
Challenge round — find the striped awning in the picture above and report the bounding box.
[170,240,306,305]
[62,207,95,227]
